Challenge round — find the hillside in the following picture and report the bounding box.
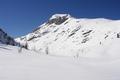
[0,28,16,45]
[16,14,120,57]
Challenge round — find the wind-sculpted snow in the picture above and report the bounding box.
[16,14,120,57]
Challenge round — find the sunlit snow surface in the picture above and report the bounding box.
[0,43,120,80]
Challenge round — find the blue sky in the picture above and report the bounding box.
[0,0,120,37]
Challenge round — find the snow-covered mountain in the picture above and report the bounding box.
[0,28,16,45]
[16,14,120,57]
[1,14,120,80]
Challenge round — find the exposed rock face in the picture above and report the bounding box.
[47,14,70,25]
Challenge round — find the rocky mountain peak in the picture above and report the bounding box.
[47,14,71,25]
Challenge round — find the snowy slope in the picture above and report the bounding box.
[16,14,120,57]
[0,28,16,45]
[0,43,120,80]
